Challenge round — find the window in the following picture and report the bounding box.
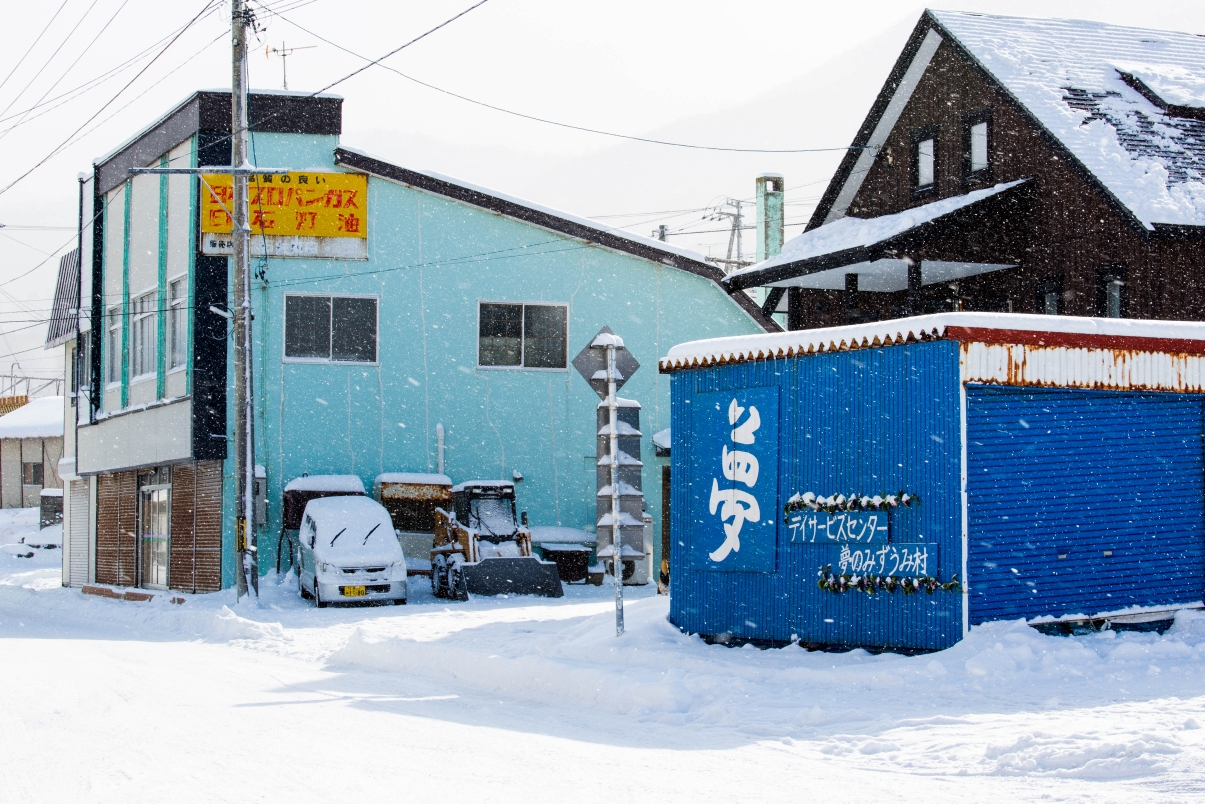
[23,461,43,485]
[478,302,568,369]
[106,305,122,385]
[969,123,989,173]
[1097,268,1126,318]
[284,294,377,362]
[1039,276,1063,315]
[168,277,187,369]
[911,125,939,193]
[75,335,91,395]
[131,292,156,379]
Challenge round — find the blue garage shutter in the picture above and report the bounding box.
[966,386,1205,624]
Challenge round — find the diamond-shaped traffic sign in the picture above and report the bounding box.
[572,326,640,400]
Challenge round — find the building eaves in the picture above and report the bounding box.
[93,89,343,195]
[333,146,781,332]
[659,311,1205,373]
[45,248,80,349]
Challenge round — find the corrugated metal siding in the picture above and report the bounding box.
[966,386,1205,623]
[95,471,137,586]
[669,340,964,651]
[67,480,88,587]
[964,342,1205,392]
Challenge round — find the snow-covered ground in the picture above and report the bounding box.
[2,507,1204,802]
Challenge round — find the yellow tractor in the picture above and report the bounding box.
[431,480,563,599]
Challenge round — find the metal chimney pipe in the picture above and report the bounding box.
[755,173,784,262]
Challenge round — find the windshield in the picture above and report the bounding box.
[469,495,516,536]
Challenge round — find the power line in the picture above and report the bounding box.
[0,0,70,99]
[277,13,866,155]
[0,0,103,121]
[0,0,222,199]
[0,0,133,144]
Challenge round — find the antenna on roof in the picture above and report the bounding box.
[265,41,316,90]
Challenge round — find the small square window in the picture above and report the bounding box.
[478,303,523,367]
[1038,276,1063,315]
[23,462,43,486]
[285,296,332,359]
[284,295,377,363]
[478,302,568,369]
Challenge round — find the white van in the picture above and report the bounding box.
[297,496,407,606]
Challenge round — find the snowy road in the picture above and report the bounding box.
[3,509,1204,802]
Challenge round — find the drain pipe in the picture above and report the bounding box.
[436,423,445,475]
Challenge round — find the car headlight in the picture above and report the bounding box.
[319,561,332,574]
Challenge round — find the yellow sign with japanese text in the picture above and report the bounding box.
[200,171,367,239]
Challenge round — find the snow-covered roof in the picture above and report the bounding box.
[530,526,597,545]
[451,480,514,493]
[652,428,671,451]
[283,474,366,494]
[728,179,1025,284]
[0,397,63,439]
[375,473,452,486]
[659,312,1205,371]
[932,10,1205,228]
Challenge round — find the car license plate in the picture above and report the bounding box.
[341,585,367,597]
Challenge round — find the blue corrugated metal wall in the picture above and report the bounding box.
[966,386,1205,623]
[669,341,964,650]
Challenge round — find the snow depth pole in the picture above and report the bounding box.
[232,0,257,600]
[606,339,624,636]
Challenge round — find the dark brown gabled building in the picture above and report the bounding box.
[728,10,1205,329]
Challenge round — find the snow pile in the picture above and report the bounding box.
[375,472,451,486]
[0,396,63,439]
[934,11,1205,227]
[283,474,366,494]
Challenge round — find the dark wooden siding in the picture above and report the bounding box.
[193,460,223,592]
[96,471,137,586]
[795,38,1205,329]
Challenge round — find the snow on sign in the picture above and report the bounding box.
[690,387,778,572]
[200,171,368,259]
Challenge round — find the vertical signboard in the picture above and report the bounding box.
[690,387,778,572]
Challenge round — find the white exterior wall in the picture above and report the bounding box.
[77,397,191,475]
[962,342,1205,392]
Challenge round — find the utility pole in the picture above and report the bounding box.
[232,0,257,600]
[703,198,751,274]
[265,41,315,90]
[126,0,288,602]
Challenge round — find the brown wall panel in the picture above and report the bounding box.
[193,460,223,592]
[97,471,137,586]
[169,463,196,593]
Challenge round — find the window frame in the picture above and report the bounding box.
[1038,275,1064,316]
[167,274,188,372]
[105,304,122,388]
[476,300,570,372]
[22,461,43,486]
[962,108,993,185]
[910,124,940,198]
[282,292,380,365]
[1096,267,1127,319]
[129,289,158,382]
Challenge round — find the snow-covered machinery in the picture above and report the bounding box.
[431,481,563,599]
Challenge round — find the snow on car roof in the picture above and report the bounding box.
[375,473,452,486]
[0,397,62,439]
[659,312,1205,371]
[932,11,1205,228]
[283,474,366,494]
[302,496,401,564]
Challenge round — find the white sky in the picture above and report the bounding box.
[3,0,1204,383]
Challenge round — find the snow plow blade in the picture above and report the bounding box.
[462,557,564,598]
